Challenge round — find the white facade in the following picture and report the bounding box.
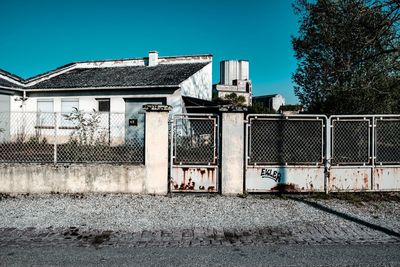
[0,52,212,145]
[2,54,212,116]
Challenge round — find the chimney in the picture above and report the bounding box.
[148,51,159,67]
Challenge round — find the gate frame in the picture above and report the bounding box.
[328,114,400,192]
[169,113,220,193]
[244,114,329,193]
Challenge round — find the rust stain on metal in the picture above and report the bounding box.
[209,169,216,184]
[270,183,300,192]
[171,167,217,192]
[207,186,215,192]
[182,167,189,186]
[363,175,369,188]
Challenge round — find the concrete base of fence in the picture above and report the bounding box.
[0,164,146,194]
[221,112,245,195]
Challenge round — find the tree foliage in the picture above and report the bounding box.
[292,0,400,114]
[213,93,247,106]
[248,101,276,114]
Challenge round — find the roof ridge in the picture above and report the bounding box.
[24,63,77,83]
[0,68,24,83]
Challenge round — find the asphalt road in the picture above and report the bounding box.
[1,243,400,266]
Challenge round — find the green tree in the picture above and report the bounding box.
[292,0,400,115]
[213,93,247,106]
[249,102,275,114]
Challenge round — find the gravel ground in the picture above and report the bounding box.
[0,193,399,233]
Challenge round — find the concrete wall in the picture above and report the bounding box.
[0,164,146,194]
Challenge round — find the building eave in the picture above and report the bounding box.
[25,84,181,92]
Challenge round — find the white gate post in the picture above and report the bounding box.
[220,106,247,195]
[144,104,172,195]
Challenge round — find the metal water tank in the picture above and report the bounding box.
[220,60,249,85]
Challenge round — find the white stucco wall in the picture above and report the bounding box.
[272,95,285,111]
[180,62,212,101]
[0,94,11,142]
[6,92,184,144]
[13,94,178,114]
[167,88,183,116]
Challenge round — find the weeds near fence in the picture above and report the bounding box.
[63,108,107,146]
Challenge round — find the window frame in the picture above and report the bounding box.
[36,98,55,128]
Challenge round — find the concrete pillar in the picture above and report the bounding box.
[144,104,171,195]
[220,107,246,195]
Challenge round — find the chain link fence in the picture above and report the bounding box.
[0,111,145,164]
[172,115,217,165]
[331,119,370,165]
[248,116,325,165]
[375,117,400,164]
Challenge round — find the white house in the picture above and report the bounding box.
[0,51,212,114]
[0,51,212,144]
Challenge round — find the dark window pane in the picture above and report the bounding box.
[98,100,110,112]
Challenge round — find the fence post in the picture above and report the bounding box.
[54,112,57,164]
[325,116,331,194]
[220,106,247,195]
[143,104,172,195]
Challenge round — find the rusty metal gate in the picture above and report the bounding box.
[329,115,400,191]
[245,114,328,192]
[169,114,219,193]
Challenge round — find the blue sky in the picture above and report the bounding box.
[0,0,300,104]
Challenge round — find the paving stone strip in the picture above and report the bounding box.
[1,224,399,249]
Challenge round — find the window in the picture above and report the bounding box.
[61,98,79,113]
[37,99,54,127]
[97,99,110,112]
[61,98,79,127]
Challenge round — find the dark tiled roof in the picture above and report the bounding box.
[0,77,18,88]
[0,69,23,89]
[28,63,209,89]
[253,94,279,99]
[183,96,216,107]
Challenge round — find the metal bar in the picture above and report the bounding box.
[325,117,331,194]
[169,118,174,192]
[371,116,375,190]
[54,112,57,164]
[171,165,219,169]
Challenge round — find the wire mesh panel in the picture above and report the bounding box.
[173,115,217,165]
[57,112,145,163]
[331,118,370,165]
[375,117,400,164]
[0,112,55,163]
[0,111,144,164]
[248,116,325,165]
